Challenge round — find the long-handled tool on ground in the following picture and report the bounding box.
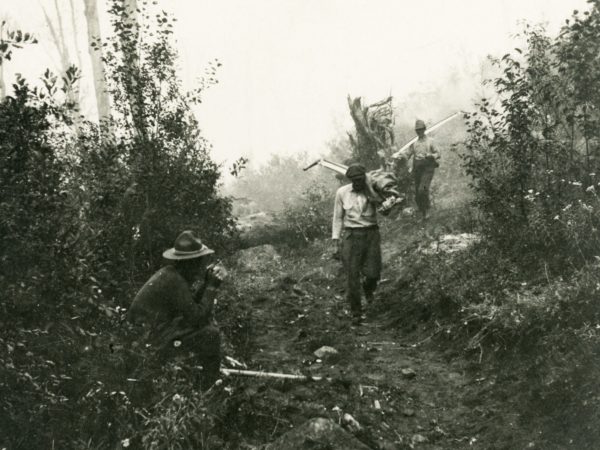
[221,368,330,381]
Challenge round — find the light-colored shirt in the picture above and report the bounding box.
[397,136,439,162]
[332,184,377,239]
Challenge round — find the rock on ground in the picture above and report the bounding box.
[313,346,338,358]
[401,368,417,379]
[264,417,371,450]
[421,233,480,255]
[236,211,276,232]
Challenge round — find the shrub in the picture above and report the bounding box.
[93,0,236,276]
[0,73,76,312]
[0,3,237,448]
[463,7,600,272]
[278,183,333,247]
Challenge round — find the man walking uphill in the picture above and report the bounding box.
[127,230,227,389]
[332,164,382,326]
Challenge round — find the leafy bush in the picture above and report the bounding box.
[278,183,334,247]
[382,12,600,433]
[0,3,238,448]
[0,73,76,313]
[463,6,600,272]
[95,0,236,274]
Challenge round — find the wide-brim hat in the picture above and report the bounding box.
[162,230,214,260]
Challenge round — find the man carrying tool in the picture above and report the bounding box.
[395,119,440,220]
[127,230,227,389]
[332,163,382,326]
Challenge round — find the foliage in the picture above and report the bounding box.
[97,0,235,271]
[427,2,600,395]
[463,4,600,272]
[0,73,75,311]
[278,183,333,247]
[0,3,237,448]
[228,156,249,177]
[386,9,600,437]
[0,22,37,64]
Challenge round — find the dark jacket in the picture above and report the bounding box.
[128,265,212,333]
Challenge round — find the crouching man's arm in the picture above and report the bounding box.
[193,262,228,324]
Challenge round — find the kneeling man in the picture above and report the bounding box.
[128,230,227,389]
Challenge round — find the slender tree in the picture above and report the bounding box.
[116,0,145,138]
[83,0,111,122]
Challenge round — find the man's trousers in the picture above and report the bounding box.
[341,226,382,317]
[413,159,436,216]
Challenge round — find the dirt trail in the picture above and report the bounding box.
[227,221,508,449]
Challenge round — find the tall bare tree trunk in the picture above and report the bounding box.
[83,0,111,123]
[119,0,146,139]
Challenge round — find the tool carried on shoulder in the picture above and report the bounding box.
[303,159,404,214]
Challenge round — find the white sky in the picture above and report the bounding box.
[0,0,590,167]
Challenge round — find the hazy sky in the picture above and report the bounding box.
[0,0,590,167]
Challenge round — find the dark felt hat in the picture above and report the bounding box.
[162,230,214,260]
[346,163,366,178]
[415,119,426,130]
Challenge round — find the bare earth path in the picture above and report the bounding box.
[226,224,520,449]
